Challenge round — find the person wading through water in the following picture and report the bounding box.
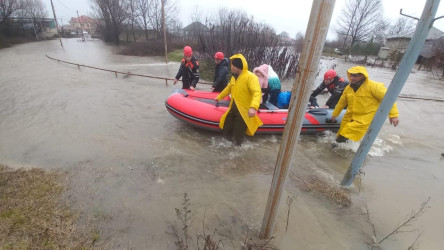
[330,66,399,143]
[214,54,263,146]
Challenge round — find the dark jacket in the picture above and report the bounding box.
[175,56,200,89]
[212,58,229,92]
[310,76,349,108]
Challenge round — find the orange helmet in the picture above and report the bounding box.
[183,46,193,56]
[214,52,224,60]
[324,69,337,80]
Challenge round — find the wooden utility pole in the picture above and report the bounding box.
[161,0,168,64]
[260,0,336,239]
[161,0,168,86]
[50,0,63,47]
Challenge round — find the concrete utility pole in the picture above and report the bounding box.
[260,0,336,239]
[50,0,63,48]
[340,0,440,186]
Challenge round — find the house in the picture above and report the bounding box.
[379,26,444,60]
[182,21,209,36]
[69,15,97,35]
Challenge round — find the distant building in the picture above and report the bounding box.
[182,22,209,36]
[279,37,295,46]
[383,27,443,53]
[377,26,444,61]
[69,15,97,35]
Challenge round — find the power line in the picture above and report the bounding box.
[55,0,77,14]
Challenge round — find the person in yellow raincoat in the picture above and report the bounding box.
[214,54,263,145]
[330,66,399,142]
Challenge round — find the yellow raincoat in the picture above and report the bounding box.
[216,54,263,136]
[332,66,399,141]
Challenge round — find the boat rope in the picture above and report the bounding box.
[45,54,212,85]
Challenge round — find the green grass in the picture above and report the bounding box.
[0,165,103,248]
[168,49,184,62]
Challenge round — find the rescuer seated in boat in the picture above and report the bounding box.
[212,52,229,92]
[330,66,399,143]
[173,46,200,90]
[309,69,349,109]
[214,54,263,146]
[253,64,282,107]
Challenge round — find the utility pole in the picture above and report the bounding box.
[161,0,168,64]
[340,0,440,186]
[50,0,63,47]
[161,0,168,86]
[77,10,85,41]
[259,0,336,239]
[60,18,66,37]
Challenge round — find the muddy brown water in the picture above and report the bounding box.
[0,39,443,249]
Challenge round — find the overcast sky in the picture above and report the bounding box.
[51,0,444,40]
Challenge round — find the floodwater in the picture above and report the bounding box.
[0,39,443,249]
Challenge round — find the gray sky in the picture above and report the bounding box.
[51,0,444,39]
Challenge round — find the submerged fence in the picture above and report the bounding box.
[45,54,212,85]
[46,54,444,103]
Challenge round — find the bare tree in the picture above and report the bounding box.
[336,0,383,52]
[147,0,178,39]
[136,0,151,40]
[0,0,22,25]
[294,32,304,53]
[388,16,416,37]
[91,0,129,45]
[279,31,289,39]
[372,18,390,44]
[22,0,48,40]
[127,0,138,41]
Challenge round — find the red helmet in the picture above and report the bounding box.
[324,69,337,80]
[214,52,224,60]
[183,46,193,56]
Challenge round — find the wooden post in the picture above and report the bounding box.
[260,0,336,239]
[50,0,63,48]
[162,0,168,86]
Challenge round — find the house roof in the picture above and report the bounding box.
[70,15,95,24]
[182,22,209,32]
[387,26,444,40]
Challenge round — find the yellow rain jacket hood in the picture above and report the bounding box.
[332,66,399,141]
[216,54,263,136]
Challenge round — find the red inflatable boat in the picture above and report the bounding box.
[165,89,346,134]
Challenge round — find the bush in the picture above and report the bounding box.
[183,8,299,80]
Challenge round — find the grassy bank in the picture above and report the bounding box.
[0,165,101,248]
[0,35,38,49]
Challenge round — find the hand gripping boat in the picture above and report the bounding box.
[165,89,346,134]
